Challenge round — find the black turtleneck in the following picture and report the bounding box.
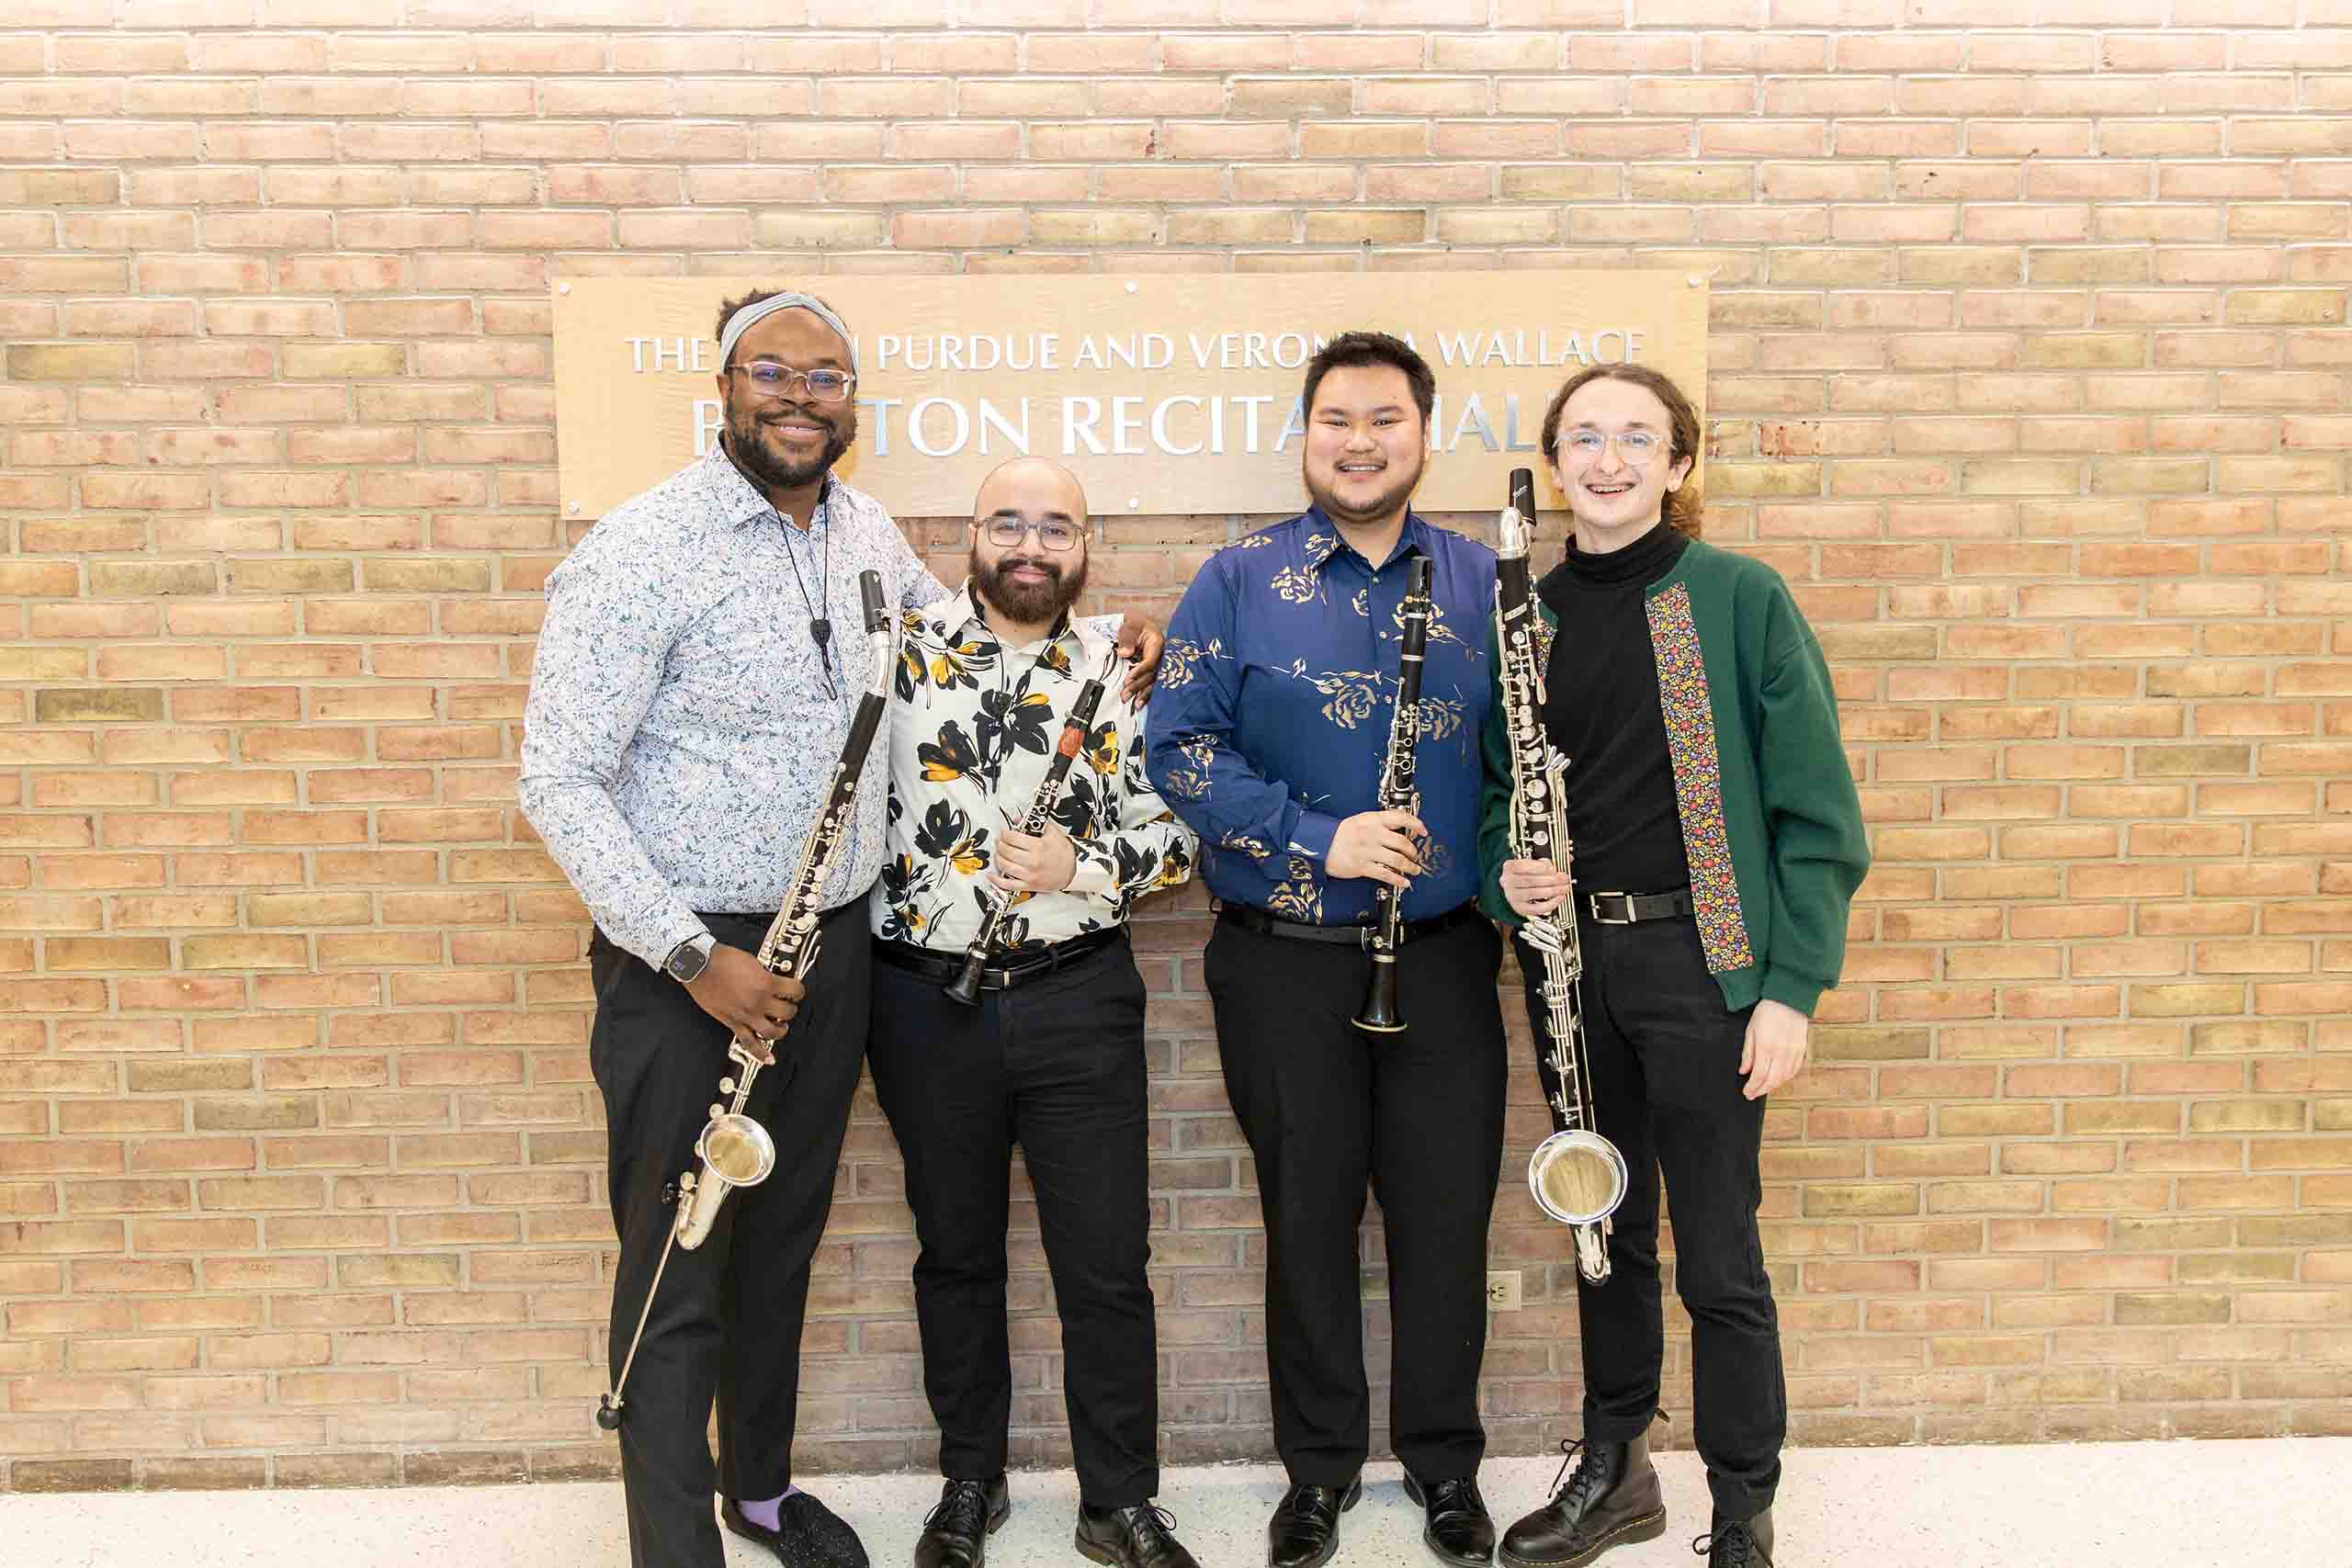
[1536,520,1690,898]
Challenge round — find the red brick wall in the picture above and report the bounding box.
[3,1,2349,1492]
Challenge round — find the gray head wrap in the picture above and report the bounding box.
[717,292,860,376]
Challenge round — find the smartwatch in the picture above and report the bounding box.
[662,933,714,985]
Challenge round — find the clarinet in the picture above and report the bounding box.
[599,569,895,1433]
[1496,468,1627,1284]
[1351,555,1433,1034]
[944,644,1124,1005]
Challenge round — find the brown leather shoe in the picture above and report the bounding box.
[1498,1434,1667,1568]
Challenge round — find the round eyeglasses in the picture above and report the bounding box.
[1560,429,1663,465]
[730,361,854,403]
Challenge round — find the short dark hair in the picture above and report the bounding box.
[1301,331,1436,427]
[713,288,849,370]
[1541,364,1705,539]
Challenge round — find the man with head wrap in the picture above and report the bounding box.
[520,291,1159,1568]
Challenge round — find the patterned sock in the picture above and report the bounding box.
[737,1484,803,1531]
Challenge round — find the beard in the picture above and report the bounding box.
[971,546,1089,627]
[1304,451,1424,529]
[721,393,854,494]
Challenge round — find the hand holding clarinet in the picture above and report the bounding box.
[944,644,1125,1005]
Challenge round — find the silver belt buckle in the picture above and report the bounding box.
[1589,890,1634,925]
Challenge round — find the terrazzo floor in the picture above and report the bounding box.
[3,1437,2343,1568]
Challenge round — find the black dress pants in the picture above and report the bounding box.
[1204,908,1508,1486]
[866,932,1160,1507]
[589,905,872,1568]
[1513,911,1784,1522]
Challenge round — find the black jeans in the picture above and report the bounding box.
[1514,912,1784,1522]
[1204,908,1508,1487]
[866,932,1160,1507]
[589,905,872,1568]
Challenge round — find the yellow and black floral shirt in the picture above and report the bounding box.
[868,583,1195,951]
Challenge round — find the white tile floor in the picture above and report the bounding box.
[3,1438,2344,1568]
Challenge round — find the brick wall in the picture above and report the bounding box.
[4,0,2350,1494]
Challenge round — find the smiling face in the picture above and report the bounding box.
[968,458,1090,630]
[715,305,858,496]
[1302,363,1428,532]
[1547,375,1694,550]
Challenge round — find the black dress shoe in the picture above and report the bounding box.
[915,1476,1012,1568]
[1077,1502,1202,1568]
[1498,1435,1667,1568]
[1267,1476,1363,1568]
[1402,1472,1497,1567]
[722,1493,871,1568]
[1693,1507,1772,1568]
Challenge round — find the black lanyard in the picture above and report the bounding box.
[776,497,837,700]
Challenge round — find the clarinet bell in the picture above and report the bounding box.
[944,950,986,1007]
[1351,954,1407,1034]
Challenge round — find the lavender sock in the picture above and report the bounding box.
[737,1485,803,1532]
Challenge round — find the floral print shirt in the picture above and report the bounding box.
[871,583,1195,951]
[1144,508,1496,926]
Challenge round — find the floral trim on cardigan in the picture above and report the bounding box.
[1645,582,1755,974]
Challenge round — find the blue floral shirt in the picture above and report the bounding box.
[1143,508,1498,926]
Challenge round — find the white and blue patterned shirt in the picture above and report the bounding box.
[519,447,951,968]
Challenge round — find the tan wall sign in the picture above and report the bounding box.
[553,271,1708,521]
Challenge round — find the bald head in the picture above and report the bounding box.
[967,457,1090,635]
[973,457,1087,529]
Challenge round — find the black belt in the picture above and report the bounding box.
[873,926,1125,992]
[1217,900,1485,948]
[1585,887,1693,925]
[695,902,863,929]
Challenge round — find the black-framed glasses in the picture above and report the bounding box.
[982,517,1082,551]
[1559,429,1663,465]
[730,361,854,403]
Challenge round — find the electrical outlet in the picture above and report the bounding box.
[1486,1269,1521,1311]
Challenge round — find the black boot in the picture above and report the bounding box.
[1693,1508,1773,1568]
[1077,1502,1203,1568]
[914,1476,1011,1568]
[1402,1472,1497,1567]
[1266,1477,1363,1568]
[1498,1434,1667,1568]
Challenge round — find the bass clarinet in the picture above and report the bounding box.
[1496,468,1628,1284]
[599,569,896,1433]
[944,643,1124,1005]
[1352,555,1433,1034]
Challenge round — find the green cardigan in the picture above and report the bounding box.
[1476,536,1870,1017]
